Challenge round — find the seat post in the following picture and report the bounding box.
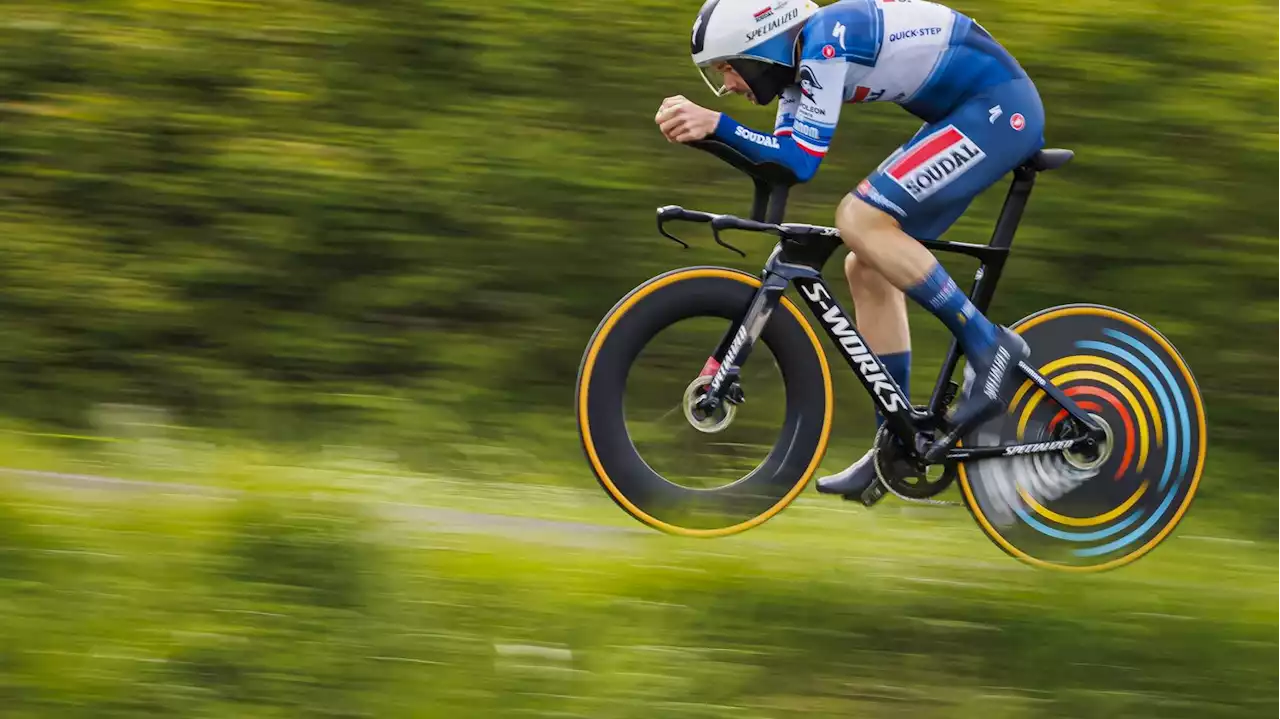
[987,165,1038,249]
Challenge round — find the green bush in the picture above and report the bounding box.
[0,1,1272,496]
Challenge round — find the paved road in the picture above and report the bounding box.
[0,466,647,549]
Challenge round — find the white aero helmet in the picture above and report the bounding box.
[690,0,820,104]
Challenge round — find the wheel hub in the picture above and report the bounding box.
[682,375,737,433]
[1063,413,1113,471]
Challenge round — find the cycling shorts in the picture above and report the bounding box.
[853,78,1046,241]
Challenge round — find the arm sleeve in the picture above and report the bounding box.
[708,58,848,184]
[710,114,821,184]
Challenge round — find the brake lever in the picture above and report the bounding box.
[710,224,746,258]
[656,205,690,249]
[708,214,784,258]
[657,218,689,249]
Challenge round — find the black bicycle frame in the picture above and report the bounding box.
[681,156,1104,464]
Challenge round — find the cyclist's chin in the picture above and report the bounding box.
[744,91,759,105]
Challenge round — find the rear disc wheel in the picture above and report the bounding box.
[958,303,1208,571]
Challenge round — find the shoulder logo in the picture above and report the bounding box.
[832,21,846,49]
[798,65,824,100]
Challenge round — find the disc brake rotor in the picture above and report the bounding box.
[1062,413,1114,471]
[682,375,737,433]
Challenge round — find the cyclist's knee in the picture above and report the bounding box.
[836,193,898,248]
[844,251,876,286]
[842,251,860,279]
[844,251,897,302]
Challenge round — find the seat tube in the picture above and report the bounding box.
[975,166,1036,309]
[987,166,1036,251]
[925,168,1036,415]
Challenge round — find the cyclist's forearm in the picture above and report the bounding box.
[712,114,823,183]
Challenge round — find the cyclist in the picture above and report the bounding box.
[655,0,1043,501]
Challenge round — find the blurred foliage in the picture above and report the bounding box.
[0,1,1273,498]
[0,3,1274,714]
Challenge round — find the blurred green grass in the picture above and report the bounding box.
[0,432,1274,718]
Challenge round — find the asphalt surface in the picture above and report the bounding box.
[0,466,648,548]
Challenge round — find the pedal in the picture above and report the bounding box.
[857,480,888,507]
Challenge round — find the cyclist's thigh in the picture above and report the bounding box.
[853,79,1046,241]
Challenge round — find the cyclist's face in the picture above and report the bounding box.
[713,62,756,104]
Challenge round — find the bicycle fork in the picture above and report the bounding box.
[696,273,789,416]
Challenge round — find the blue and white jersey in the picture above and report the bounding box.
[712,0,1028,182]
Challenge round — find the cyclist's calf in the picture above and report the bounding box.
[843,248,911,356]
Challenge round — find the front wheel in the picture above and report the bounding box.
[576,267,834,537]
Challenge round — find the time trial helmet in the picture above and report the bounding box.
[690,0,820,104]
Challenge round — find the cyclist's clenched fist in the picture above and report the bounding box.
[655,95,720,143]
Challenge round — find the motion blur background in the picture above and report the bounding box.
[0,1,1275,717]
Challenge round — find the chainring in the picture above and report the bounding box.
[872,423,960,505]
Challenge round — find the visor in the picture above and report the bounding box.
[696,63,732,97]
[694,57,793,104]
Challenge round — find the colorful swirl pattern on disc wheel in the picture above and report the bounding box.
[957,304,1207,572]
